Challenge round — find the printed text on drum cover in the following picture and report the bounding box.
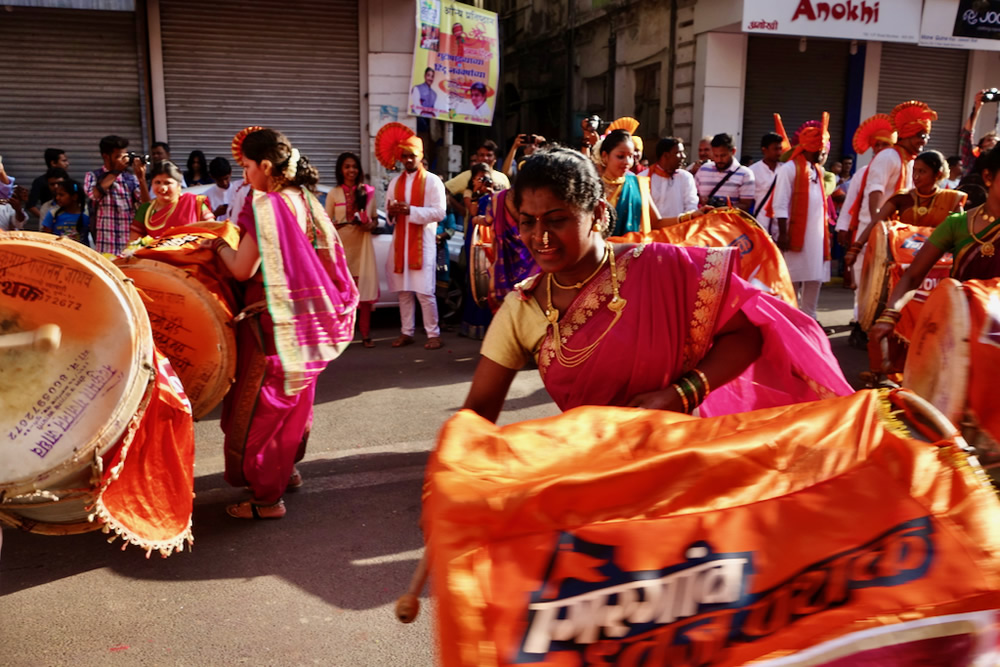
[515,517,934,664]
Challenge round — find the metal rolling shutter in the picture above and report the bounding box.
[877,43,968,157]
[742,36,851,163]
[0,7,142,185]
[159,0,360,183]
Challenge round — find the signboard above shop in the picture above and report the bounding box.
[742,0,923,43]
[920,0,1000,51]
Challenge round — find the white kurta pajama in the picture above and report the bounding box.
[771,160,831,320]
[386,169,447,337]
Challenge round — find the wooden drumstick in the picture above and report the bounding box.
[395,550,430,624]
[880,338,892,373]
[0,324,61,352]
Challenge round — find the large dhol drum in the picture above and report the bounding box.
[609,207,797,305]
[469,222,494,310]
[858,220,952,330]
[0,233,153,528]
[115,224,239,419]
[905,277,1000,484]
[424,389,1000,665]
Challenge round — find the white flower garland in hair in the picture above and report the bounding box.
[284,147,300,180]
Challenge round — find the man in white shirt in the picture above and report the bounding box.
[687,135,712,176]
[648,137,698,218]
[0,185,28,231]
[204,157,236,219]
[772,116,832,320]
[748,132,785,237]
[386,137,447,350]
[694,133,755,211]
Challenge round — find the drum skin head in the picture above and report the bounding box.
[0,233,152,495]
[858,222,890,330]
[469,223,491,309]
[116,258,235,420]
[904,278,970,425]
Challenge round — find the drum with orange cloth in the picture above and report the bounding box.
[420,388,1000,665]
[115,222,240,419]
[0,232,194,556]
[469,221,494,310]
[905,277,1000,487]
[610,207,797,305]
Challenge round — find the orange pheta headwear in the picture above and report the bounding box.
[891,100,937,139]
[772,113,792,154]
[398,135,424,162]
[853,113,896,154]
[231,125,265,168]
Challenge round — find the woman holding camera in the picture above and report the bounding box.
[326,152,378,347]
[131,161,215,240]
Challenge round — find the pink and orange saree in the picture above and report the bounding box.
[509,243,850,415]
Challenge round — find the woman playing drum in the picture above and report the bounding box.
[325,152,378,348]
[132,161,215,241]
[211,128,358,519]
[872,147,1000,345]
[844,150,966,267]
[462,147,851,422]
[462,164,496,337]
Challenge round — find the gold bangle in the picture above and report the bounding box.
[672,383,690,414]
[692,368,711,396]
[680,376,701,407]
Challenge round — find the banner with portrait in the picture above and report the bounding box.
[409,0,499,126]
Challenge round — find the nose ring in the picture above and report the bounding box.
[542,231,550,248]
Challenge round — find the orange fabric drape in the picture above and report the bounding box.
[787,153,827,254]
[393,168,427,273]
[424,389,1000,666]
[847,165,873,240]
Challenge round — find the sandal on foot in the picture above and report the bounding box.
[392,334,415,348]
[362,338,375,348]
[288,467,303,490]
[424,337,443,350]
[227,499,286,520]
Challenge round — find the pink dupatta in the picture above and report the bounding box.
[532,243,851,415]
[244,190,360,395]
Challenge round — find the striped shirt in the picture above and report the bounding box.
[84,168,142,254]
[694,160,755,204]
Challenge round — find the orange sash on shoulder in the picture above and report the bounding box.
[393,168,427,273]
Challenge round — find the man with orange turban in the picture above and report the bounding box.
[864,100,936,226]
[835,114,897,347]
[771,114,831,320]
[386,135,447,350]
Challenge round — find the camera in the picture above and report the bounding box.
[125,151,149,165]
[479,174,493,191]
[584,115,601,131]
[520,134,537,145]
[984,88,1000,103]
[708,196,728,208]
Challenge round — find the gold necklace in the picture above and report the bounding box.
[968,206,998,257]
[550,246,609,290]
[144,197,179,231]
[911,187,940,218]
[602,174,626,207]
[545,245,626,368]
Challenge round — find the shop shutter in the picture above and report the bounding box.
[159,0,360,184]
[742,36,852,164]
[877,43,968,157]
[0,6,143,186]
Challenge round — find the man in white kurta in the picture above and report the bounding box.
[649,137,698,218]
[772,141,831,321]
[748,132,785,237]
[386,139,447,349]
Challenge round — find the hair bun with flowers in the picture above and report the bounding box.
[231,125,264,167]
[284,147,300,180]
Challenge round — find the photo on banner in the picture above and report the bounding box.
[408,0,499,127]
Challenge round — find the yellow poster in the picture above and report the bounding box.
[409,0,499,126]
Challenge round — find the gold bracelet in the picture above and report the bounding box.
[672,383,690,414]
[692,368,711,396]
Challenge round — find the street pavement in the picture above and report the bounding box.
[0,285,868,667]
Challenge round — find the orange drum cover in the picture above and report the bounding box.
[426,390,1000,666]
[0,232,153,497]
[960,278,1000,445]
[116,258,235,420]
[610,207,796,305]
[903,278,970,426]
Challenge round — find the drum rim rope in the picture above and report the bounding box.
[858,221,891,330]
[0,232,154,497]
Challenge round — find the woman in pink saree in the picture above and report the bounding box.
[212,128,359,518]
[464,147,851,421]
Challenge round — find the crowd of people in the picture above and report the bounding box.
[3,85,999,521]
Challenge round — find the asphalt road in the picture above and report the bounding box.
[0,285,867,667]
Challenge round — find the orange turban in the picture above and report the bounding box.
[632,135,644,157]
[853,114,896,154]
[891,100,937,139]
[792,113,830,154]
[398,136,424,161]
